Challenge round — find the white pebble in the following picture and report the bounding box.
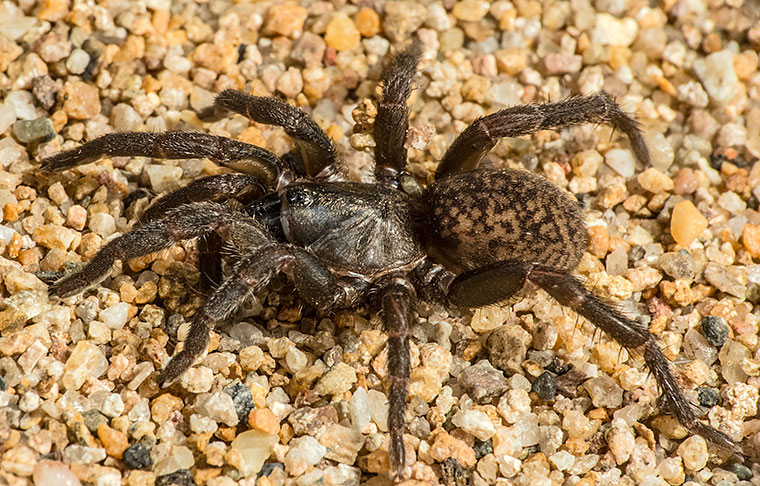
[99,302,130,329]
[147,164,183,193]
[452,409,496,440]
[604,148,635,178]
[111,103,143,131]
[88,212,115,237]
[154,445,195,476]
[0,103,16,132]
[5,91,37,120]
[195,392,239,427]
[66,49,90,75]
[285,436,326,475]
[230,430,278,476]
[33,460,81,486]
[694,50,739,106]
[349,387,371,430]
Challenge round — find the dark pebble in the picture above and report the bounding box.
[82,409,108,434]
[258,462,285,478]
[701,316,729,347]
[726,463,752,480]
[156,470,195,486]
[224,381,254,422]
[0,376,6,391]
[473,439,493,459]
[697,387,719,408]
[123,442,153,470]
[532,371,558,401]
[32,75,62,110]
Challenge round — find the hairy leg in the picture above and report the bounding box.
[215,91,338,179]
[374,42,422,185]
[140,174,264,223]
[158,244,352,385]
[527,265,738,452]
[49,202,267,298]
[39,131,284,186]
[436,93,650,180]
[378,277,416,481]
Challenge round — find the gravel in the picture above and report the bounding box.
[1,0,759,485]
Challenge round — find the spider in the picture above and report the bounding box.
[40,43,737,479]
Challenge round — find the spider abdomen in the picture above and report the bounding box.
[424,168,589,274]
[281,181,424,275]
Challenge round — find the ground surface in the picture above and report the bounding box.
[1,1,760,486]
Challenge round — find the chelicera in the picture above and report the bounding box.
[40,43,737,479]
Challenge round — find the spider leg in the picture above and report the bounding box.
[374,41,422,186]
[158,244,352,386]
[139,173,265,223]
[436,93,650,180]
[49,202,264,298]
[527,265,739,452]
[378,277,415,481]
[39,132,284,186]
[214,90,338,179]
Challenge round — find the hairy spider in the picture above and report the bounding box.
[40,43,737,479]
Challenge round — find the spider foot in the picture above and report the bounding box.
[388,435,410,482]
[48,273,90,299]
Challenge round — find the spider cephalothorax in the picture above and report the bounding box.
[40,43,737,479]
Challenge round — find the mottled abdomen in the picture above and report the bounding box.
[424,169,589,274]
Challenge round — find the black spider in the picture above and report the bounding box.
[39,43,737,479]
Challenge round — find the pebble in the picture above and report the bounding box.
[544,54,582,74]
[123,442,152,470]
[743,224,760,259]
[697,386,719,407]
[195,392,239,427]
[429,430,476,468]
[178,366,213,393]
[584,375,623,408]
[146,165,183,193]
[12,118,55,143]
[355,8,381,37]
[98,302,129,330]
[701,316,729,347]
[470,305,509,333]
[316,362,357,396]
[452,0,490,22]
[606,419,635,465]
[325,14,360,51]
[225,381,255,422]
[532,372,558,401]
[704,263,745,299]
[285,436,326,475]
[637,168,674,193]
[62,341,108,390]
[670,200,708,246]
[154,446,194,476]
[264,2,308,38]
[62,445,106,464]
[458,360,509,404]
[5,92,36,125]
[66,48,90,75]
[693,50,739,106]
[62,81,101,119]
[33,461,81,486]
[604,148,636,178]
[452,409,496,441]
[658,251,693,279]
[677,436,708,471]
[97,423,128,459]
[319,424,364,464]
[592,13,638,46]
[111,103,142,131]
[383,1,427,44]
